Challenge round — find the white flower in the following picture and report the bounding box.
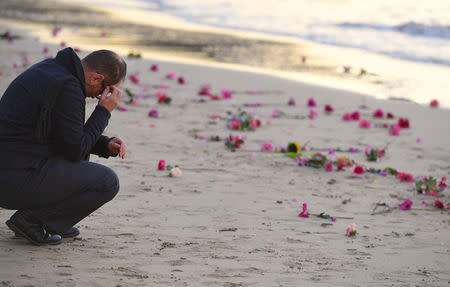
[169,167,182,178]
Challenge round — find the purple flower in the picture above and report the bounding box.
[348,147,359,153]
[148,109,159,118]
[379,170,390,176]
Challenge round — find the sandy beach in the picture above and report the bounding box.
[0,1,449,286]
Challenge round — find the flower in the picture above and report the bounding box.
[221,88,232,99]
[158,160,165,170]
[169,167,182,177]
[397,172,414,182]
[439,177,447,188]
[210,94,221,100]
[348,147,359,153]
[166,72,175,79]
[434,199,448,209]
[225,134,245,150]
[249,118,261,129]
[150,64,158,71]
[60,41,66,47]
[288,97,296,106]
[157,93,171,104]
[298,203,309,218]
[430,99,439,107]
[364,147,385,161]
[399,199,413,210]
[271,108,281,118]
[328,148,335,155]
[261,142,274,152]
[353,165,365,174]
[386,112,394,119]
[351,111,360,121]
[307,98,317,107]
[229,119,241,130]
[373,109,384,118]
[178,77,185,84]
[359,120,371,129]
[129,74,139,84]
[337,156,353,170]
[326,162,333,172]
[309,109,318,120]
[324,104,334,113]
[398,118,410,129]
[148,109,159,118]
[117,105,128,111]
[287,142,301,153]
[389,124,401,136]
[198,83,211,96]
[346,223,357,236]
[421,200,429,205]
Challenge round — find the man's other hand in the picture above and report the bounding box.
[99,86,122,112]
[108,138,127,159]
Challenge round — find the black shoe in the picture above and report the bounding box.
[6,212,61,246]
[14,226,80,239]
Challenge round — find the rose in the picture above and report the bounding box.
[326,162,333,172]
[158,160,165,170]
[373,109,384,118]
[399,199,413,210]
[359,120,371,129]
[353,165,365,174]
[229,119,241,130]
[249,118,261,129]
[260,142,274,152]
[397,172,414,182]
[324,104,334,113]
[150,64,158,71]
[169,167,182,177]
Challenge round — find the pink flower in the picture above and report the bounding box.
[229,119,241,130]
[351,111,360,121]
[129,74,139,84]
[118,105,128,112]
[439,177,447,188]
[397,172,414,183]
[148,109,159,118]
[271,108,280,118]
[430,99,439,107]
[399,199,413,210]
[346,223,357,236]
[221,88,232,99]
[416,137,422,143]
[288,97,296,106]
[434,199,447,209]
[158,160,165,170]
[150,64,158,71]
[309,109,318,120]
[60,41,67,47]
[166,72,175,79]
[387,112,394,119]
[131,99,138,106]
[353,165,365,175]
[342,113,351,121]
[249,118,261,129]
[359,120,371,129]
[298,203,309,218]
[421,200,429,205]
[398,118,410,129]
[326,162,333,172]
[389,124,401,136]
[307,97,317,107]
[260,142,274,152]
[177,77,185,84]
[373,109,384,118]
[324,104,334,113]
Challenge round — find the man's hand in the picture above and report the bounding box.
[99,86,122,112]
[108,138,127,159]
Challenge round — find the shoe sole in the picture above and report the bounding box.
[6,220,61,246]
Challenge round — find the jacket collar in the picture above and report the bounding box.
[55,47,87,97]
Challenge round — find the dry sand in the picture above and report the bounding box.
[0,6,450,287]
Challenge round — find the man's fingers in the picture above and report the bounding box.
[99,86,111,100]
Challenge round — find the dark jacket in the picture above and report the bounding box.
[0,47,115,169]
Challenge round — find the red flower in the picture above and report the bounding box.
[353,165,365,174]
[198,84,211,96]
[397,172,414,182]
[439,177,447,188]
[386,112,394,119]
[158,160,165,170]
[326,162,333,172]
[298,203,309,218]
[210,94,221,101]
[430,99,439,107]
[249,118,261,129]
[359,120,371,129]
[150,64,158,71]
[351,111,360,121]
[434,199,446,209]
[229,119,241,130]
[324,104,334,113]
[178,77,185,84]
[307,98,317,107]
[233,136,242,148]
[398,118,410,129]
[373,109,384,118]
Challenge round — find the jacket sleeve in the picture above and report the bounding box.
[91,135,118,158]
[53,81,111,162]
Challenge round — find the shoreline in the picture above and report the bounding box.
[1,0,449,108]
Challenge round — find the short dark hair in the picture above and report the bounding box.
[82,50,127,86]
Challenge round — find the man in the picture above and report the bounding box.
[0,47,127,245]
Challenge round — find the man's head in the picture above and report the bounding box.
[81,50,127,98]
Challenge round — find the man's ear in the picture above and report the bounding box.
[92,73,104,84]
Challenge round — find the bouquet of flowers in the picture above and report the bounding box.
[226,110,261,131]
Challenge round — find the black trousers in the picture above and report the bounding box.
[0,157,119,233]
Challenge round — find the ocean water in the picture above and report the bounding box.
[140,0,450,67]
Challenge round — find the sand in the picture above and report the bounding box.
[0,3,450,287]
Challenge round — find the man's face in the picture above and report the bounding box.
[84,71,122,98]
